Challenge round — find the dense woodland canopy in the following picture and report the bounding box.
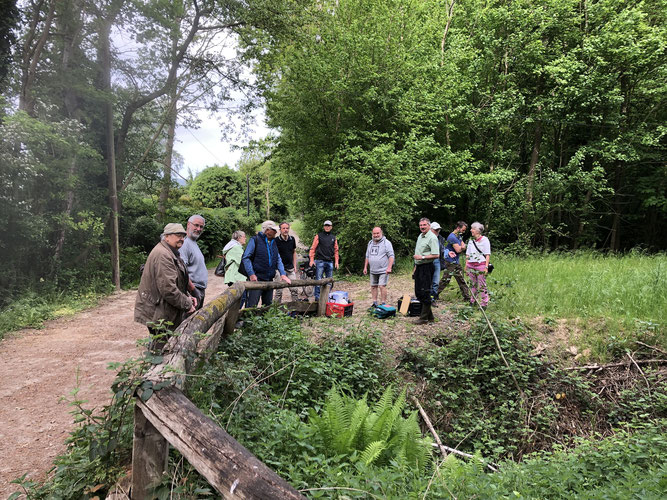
[0,0,665,301]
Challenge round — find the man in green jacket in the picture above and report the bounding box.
[134,223,196,345]
[413,218,440,324]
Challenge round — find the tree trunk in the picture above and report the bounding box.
[52,157,77,275]
[52,0,84,277]
[158,12,182,222]
[158,106,176,221]
[98,10,122,290]
[526,113,543,210]
[574,189,592,250]
[19,0,56,116]
[609,74,630,251]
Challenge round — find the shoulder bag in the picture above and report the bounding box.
[471,239,494,274]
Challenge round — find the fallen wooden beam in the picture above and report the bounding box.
[133,386,305,500]
[242,277,334,290]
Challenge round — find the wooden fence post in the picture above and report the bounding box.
[132,404,169,499]
[223,299,241,337]
[317,283,331,316]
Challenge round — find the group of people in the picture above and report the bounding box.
[360,218,490,324]
[410,218,491,324]
[134,214,491,339]
[133,216,342,339]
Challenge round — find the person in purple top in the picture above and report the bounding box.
[437,221,471,302]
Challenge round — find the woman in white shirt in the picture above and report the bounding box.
[465,222,491,307]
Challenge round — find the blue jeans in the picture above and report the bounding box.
[246,282,273,308]
[431,259,441,299]
[314,260,334,300]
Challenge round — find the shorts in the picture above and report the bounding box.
[370,273,388,286]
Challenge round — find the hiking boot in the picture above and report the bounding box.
[414,317,429,325]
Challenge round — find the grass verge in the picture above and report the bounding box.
[0,288,110,340]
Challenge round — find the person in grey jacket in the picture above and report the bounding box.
[180,214,207,309]
[363,227,395,306]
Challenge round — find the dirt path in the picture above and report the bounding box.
[0,270,229,498]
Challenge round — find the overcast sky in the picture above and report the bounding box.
[172,103,271,176]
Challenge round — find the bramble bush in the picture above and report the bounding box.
[399,317,613,460]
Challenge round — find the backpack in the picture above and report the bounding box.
[368,304,397,319]
[214,255,226,277]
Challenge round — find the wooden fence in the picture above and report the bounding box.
[131,278,335,499]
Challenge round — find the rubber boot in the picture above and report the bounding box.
[415,302,430,325]
[426,302,435,322]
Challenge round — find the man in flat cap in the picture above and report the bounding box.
[135,223,197,347]
[309,220,339,301]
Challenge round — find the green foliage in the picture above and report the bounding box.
[400,318,605,460]
[307,385,433,470]
[0,111,107,300]
[188,165,244,208]
[237,138,291,222]
[256,0,667,254]
[437,421,667,499]
[212,308,393,411]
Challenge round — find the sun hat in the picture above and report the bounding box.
[262,220,279,232]
[163,223,187,235]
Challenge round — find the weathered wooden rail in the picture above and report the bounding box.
[131,278,334,499]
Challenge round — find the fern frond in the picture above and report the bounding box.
[344,397,370,451]
[372,384,394,416]
[389,388,406,435]
[359,440,387,466]
[365,406,393,444]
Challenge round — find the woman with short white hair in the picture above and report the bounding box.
[465,222,491,307]
[223,230,247,307]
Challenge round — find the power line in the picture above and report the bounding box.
[182,126,225,166]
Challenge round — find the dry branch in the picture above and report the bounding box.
[636,341,667,356]
[565,359,666,371]
[411,396,498,472]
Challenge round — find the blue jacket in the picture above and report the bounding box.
[242,232,286,281]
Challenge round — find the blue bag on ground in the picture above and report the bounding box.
[368,304,396,319]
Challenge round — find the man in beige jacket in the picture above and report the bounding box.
[134,223,196,345]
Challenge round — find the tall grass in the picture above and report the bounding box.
[489,251,666,327]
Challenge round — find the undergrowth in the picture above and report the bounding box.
[399,315,666,462]
[11,307,666,499]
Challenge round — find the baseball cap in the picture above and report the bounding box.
[163,223,187,235]
[262,220,279,232]
[430,222,441,230]
[323,220,333,226]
